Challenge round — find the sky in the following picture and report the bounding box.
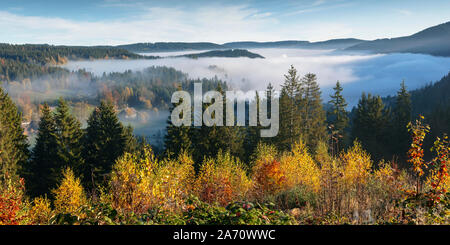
[0,0,449,45]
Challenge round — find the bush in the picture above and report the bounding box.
[195,151,251,206]
[0,177,29,225]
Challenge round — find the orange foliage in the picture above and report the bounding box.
[0,177,28,225]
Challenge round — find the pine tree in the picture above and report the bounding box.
[276,65,302,151]
[82,100,128,189]
[53,98,84,177]
[393,81,412,163]
[0,87,29,183]
[164,94,192,158]
[244,91,263,163]
[28,103,59,197]
[327,81,349,150]
[352,93,392,162]
[300,73,327,151]
[190,84,245,168]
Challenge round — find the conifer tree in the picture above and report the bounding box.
[276,65,302,151]
[352,93,392,162]
[53,98,84,177]
[164,94,192,158]
[300,73,327,151]
[28,103,59,197]
[0,87,29,183]
[327,81,349,149]
[82,100,127,189]
[393,81,412,162]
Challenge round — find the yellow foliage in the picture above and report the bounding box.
[280,140,321,192]
[340,141,372,187]
[110,146,158,214]
[196,151,252,206]
[110,146,196,214]
[52,168,88,214]
[152,151,196,210]
[29,196,53,224]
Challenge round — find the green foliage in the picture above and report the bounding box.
[82,100,129,190]
[0,87,29,183]
[352,93,392,162]
[27,103,59,197]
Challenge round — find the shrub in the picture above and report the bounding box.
[196,151,252,206]
[279,140,321,192]
[0,177,29,225]
[29,196,53,224]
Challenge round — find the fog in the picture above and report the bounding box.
[64,48,450,107]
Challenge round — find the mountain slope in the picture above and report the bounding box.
[346,21,450,56]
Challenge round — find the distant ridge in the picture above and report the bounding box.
[116,21,450,57]
[117,38,366,53]
[346,21,450,57]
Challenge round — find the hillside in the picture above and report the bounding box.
[346,21,450,56]
[177,49,264,59]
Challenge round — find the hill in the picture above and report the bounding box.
[346,21,450,56]
[116,42,223,52]
[177,49,264,59]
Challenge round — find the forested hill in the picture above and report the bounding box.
[0,44,148,82]
[0,43,143,65]
[346,21,450,57]
[383,72,450,141]
[384,72,450,116]
[177,49,264,59]
[117,42,224,52]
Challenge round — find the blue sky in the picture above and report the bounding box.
[1,0,449,45]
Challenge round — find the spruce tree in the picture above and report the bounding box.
[300,73,327,151]
[28,103,58,197]
[276,65,302,151]
[82,100,127,189]
[393,81,412,163]
[164,94,192,158]
[53,97,84,177]
[327,81,349,150]
[352,93,391,162]
[0,87,29,183]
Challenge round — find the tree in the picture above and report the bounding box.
[82,100,128,190]
[28,103,59,197]
[164,94,192,158]
[327,81,349,150]
[53,98,84,177]
[393,81,412,163]
[352,93,392,162]
[0,87,29,183]
[276,65,302,151]
[300,73,327,151]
